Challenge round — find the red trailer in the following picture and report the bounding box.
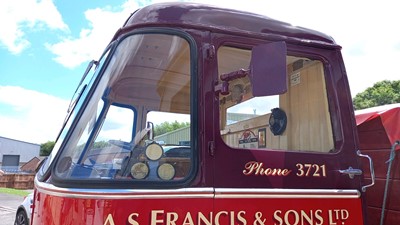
[356,104,400,225]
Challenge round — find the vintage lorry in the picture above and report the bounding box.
[30,2,399,225]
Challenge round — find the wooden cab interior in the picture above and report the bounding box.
[218,46,334,153]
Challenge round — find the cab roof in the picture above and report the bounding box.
[119,2,337,47]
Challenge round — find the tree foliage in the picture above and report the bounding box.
[40,141,55,156]
[39,122,190,155]
[353,80,400,110]
[92,140,111,149]
[40,140,111,156]
[154,121,190,136]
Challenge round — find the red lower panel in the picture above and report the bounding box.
[32,193,363,225]
[32,193,212,225]
[215,198,364,225]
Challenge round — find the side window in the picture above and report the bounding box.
[218,46,334,152]
[148,111,191,179]
[78,104,134,178]
[95,104,134,143]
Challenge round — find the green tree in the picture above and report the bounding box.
[353,80,400,110]
[40,141,55,156]
[92,140,111,149]
[154,121,190,136]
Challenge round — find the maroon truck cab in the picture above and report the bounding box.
[32,3,372,225]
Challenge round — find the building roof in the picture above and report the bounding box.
[0,136,40,146]
[20,156,42,172]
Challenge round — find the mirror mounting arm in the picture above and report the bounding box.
[215,81,229,96]
[215,69,250,96]
[220,68,249,81]
[147,122,154,140]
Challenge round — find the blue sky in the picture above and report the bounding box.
[0,0,399,144]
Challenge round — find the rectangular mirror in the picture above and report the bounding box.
[250,41,287,97]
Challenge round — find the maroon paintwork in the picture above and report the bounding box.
[32,3,367,225]
[119,3,336,45]
[110,2,359,189]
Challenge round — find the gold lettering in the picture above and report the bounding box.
[300,210,313,225]
[284,210,299,225]
[273,210,283,225]
[341,210,349,220]
[274,210,326,225]
[315,210,324,225]
[167,212,178,225]
[328,210,337,225]
[183,212,195,225]
[243,161,291,176]
[230,211,235,225]
[151,210,164,225]
[282,169,291,175]
[128,213,139,225]
[103,214,115,225]
[237,211,247,225]
[214,211,228,225]
[243,161,258,175]
[197,212,212,225]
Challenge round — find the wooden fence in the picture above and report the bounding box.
[0,173,35,189]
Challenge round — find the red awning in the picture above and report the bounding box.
[355,103,400,150]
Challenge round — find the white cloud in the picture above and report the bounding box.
[46,0,139,68]
[0,86,69,144]
[0,0,68,54]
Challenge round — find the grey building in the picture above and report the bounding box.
[154,126,190,146]
[0,136,40,172]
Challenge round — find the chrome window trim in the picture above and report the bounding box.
[35,178,213,199]
[215,188,360,199]
[36,178,359,200]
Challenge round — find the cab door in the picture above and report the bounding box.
[211,39,366,225]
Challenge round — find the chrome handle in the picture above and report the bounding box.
[339,167,362,179]
[357,150,375,192]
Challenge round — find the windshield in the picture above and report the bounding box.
[53,31,195,186]
[37,49,111,181]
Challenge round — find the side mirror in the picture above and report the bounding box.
[35,157,48,173]
[147,121,154,140]
[216,42,287,97]
[249,41,287,96]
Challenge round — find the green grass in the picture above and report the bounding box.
[0,188,30,196]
